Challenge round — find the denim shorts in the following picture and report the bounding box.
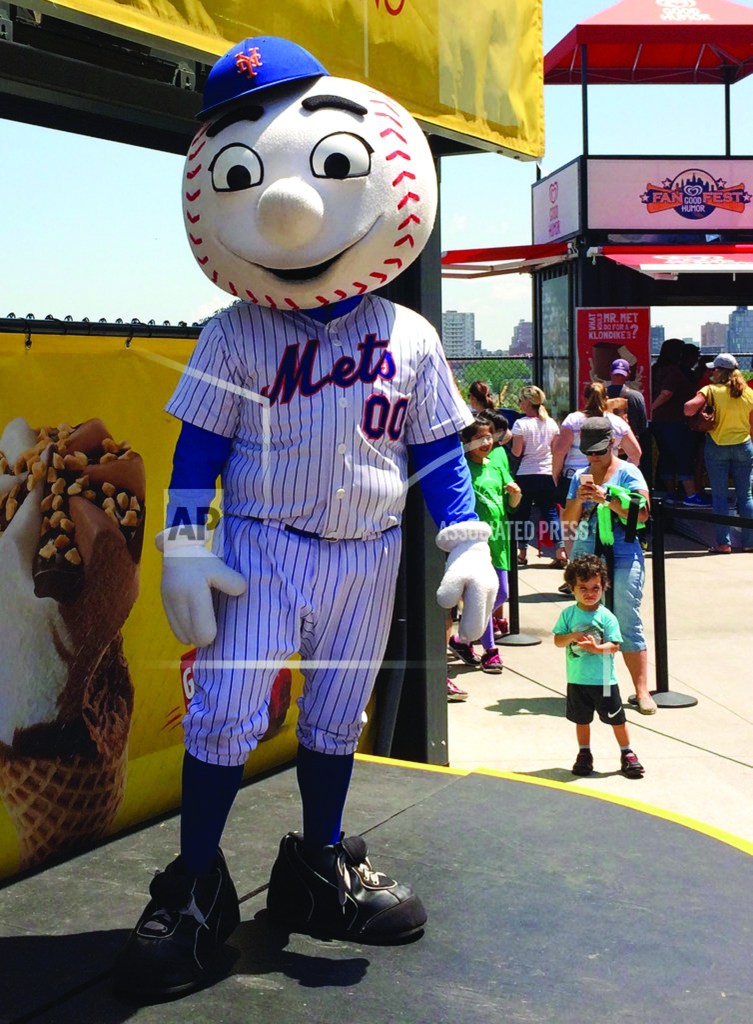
[569,541,647,653]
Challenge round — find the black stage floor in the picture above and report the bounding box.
[2,756,753,1024]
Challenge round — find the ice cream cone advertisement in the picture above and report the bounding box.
[0,331,304,878]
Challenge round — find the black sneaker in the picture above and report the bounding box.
[621,750,645,779]
[447,635,480,666]
[113,849,240,999]
[267,832,427,943]
[572,749,594,776]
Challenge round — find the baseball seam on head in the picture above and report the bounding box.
[380,128,408,144]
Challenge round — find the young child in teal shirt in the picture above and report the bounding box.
[553,554,645,779]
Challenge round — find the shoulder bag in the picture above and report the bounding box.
[686,388,716,433]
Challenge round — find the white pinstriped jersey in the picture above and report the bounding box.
[166,295,472,540]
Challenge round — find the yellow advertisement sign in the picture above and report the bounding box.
[0,331,311,880]
[33,0,543,156]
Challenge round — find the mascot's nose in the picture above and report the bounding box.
[256,178,325,248]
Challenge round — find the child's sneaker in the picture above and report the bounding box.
[682,493,711,507]
[448,635,480,666]
[620,750,645,779]
[446,677,468,703]
[480,649,503,674]
[572,749,593,776]
[493,616,509,640]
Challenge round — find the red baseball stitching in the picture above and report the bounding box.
[380,128,408,144]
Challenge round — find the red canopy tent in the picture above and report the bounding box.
[544,0,753,155]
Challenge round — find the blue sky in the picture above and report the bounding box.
[3,0,753,345]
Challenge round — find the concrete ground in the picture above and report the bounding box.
[447,528,753,851]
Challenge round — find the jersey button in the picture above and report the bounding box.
[331,336,342,347]
[335,488,346,499]
[339,397,348,408]
[337,444,347,454]
[386,515,398,526]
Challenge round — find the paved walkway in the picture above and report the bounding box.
[447,529,753,851]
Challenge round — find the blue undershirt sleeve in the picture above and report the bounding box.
[166,421,233,528]
[409,435,478,530]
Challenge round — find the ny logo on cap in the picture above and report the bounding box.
[235,47,263,79]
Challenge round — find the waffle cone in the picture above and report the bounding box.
[0,744,128,870]
[0,634,134,871]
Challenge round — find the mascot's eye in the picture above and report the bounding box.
[310,133,373,179]
[209,145,263,192]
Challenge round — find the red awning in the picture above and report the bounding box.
[545,0,753,85]
[441,241,575,279]
[588,244,753,279]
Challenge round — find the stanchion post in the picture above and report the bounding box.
[628,497,698,710]
[498,526,541,648]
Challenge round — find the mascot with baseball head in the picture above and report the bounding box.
[116,36,497,999]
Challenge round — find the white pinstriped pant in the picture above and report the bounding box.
[186,516,402,765]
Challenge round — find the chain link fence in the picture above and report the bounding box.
[449,356,534,412]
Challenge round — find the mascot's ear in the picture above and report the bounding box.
[198,36,329,120]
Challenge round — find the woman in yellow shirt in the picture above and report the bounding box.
[684,353,753,553]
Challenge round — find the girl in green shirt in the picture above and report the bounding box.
[448,418,521,673]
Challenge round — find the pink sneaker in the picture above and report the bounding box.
[493,616,509,640]
[480,649,503,674]
[447,677,468,703]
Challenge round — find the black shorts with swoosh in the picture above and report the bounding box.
[567,683,626,726]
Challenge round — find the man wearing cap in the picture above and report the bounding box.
[561,416,655,715]
[606,358,650,483]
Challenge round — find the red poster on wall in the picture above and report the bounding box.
[576,307,651,406]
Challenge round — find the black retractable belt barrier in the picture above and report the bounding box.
[497,529,542,648]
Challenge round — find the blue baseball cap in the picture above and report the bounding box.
[198,37,329,120]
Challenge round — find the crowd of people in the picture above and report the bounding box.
[447,353,753,752]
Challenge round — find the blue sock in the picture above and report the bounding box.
[296,744,355,851]
[180,751,244,875]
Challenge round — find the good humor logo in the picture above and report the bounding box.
[640,168,752,221]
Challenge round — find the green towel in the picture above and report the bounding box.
[595,485,648,546]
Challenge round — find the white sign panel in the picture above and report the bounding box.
[532,160,581,243]
[587,158,753,231]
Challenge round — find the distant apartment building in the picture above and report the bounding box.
[700,321,727,352]
[727,306,753,354]
[509,319,533,357]
[650,325,665,356]
[442,309,481,357]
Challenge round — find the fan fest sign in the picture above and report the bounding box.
[576,308,651,408]
[587,158,753,231]
[26,0,544,157]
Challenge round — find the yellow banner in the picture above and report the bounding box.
[0,332,314,879]
[32,0,543,156]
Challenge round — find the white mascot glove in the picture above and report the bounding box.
[155,528,247,648]
[435,521,498,643]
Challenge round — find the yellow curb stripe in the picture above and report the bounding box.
[356,754,753,857]
[356,753,468,776]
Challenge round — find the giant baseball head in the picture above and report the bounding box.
[183,36,438,310]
